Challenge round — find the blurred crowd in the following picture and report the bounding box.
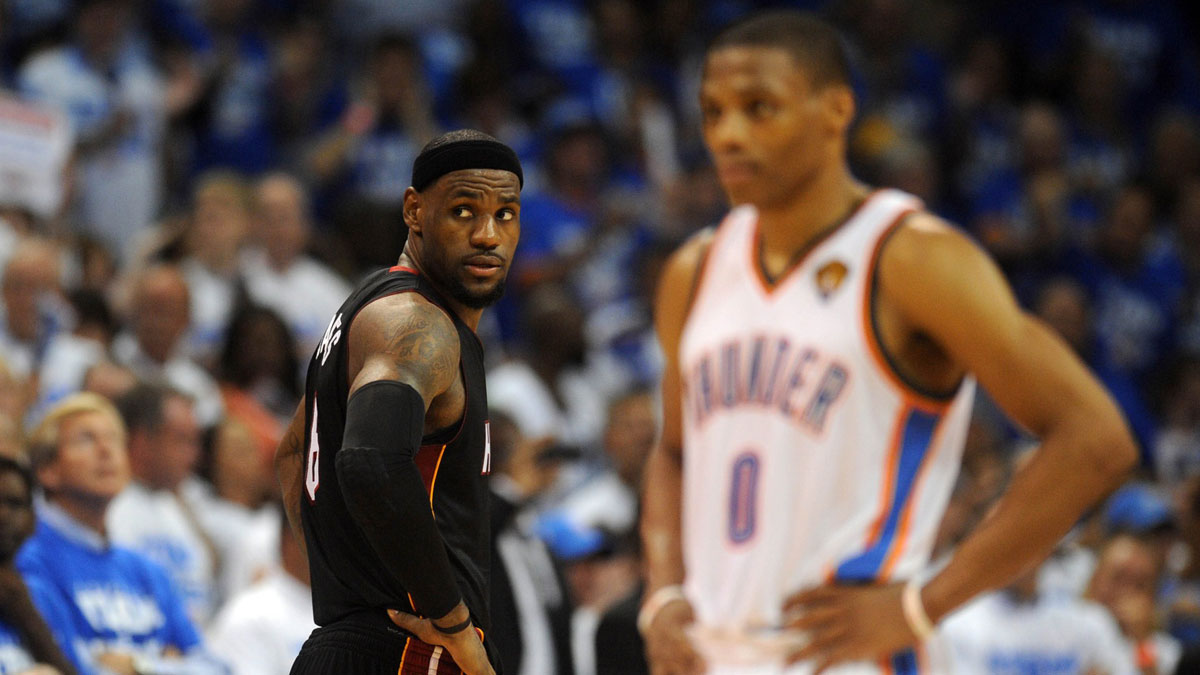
[0,0,1198,674]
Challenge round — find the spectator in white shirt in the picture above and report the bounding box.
[207,505,314,675]
[941,561,1137,675]
[106,383,219,628]
[241,173,351,358]
[17,0,167,260]
[112,265,223,427]
[0,238,62,381]
[1087,534,1182,675]
[181,172,253,365]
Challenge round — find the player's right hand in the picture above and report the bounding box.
[387,607,496,675]
[644,598,705,675]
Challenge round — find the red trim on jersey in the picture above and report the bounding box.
[390,265,420,274]
[396,637,467,674]
[416,443,449,508]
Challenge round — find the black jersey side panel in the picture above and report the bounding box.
[300,267,492,632]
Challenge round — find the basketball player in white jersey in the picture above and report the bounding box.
[639,11,1137,675]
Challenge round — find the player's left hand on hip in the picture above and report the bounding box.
[781,582,918,673]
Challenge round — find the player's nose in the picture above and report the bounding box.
[707,110,750,152]
[470,216,501,249]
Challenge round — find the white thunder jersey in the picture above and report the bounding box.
[679,189,975,674]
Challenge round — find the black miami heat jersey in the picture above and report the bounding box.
[300,265,493,631]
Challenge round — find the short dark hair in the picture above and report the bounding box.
[707,10,852,89]
[0,456,34,502]
[115,383,187,434]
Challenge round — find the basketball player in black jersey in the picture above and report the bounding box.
[275,130,522,675]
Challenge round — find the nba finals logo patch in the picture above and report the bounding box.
[816,260,849,299]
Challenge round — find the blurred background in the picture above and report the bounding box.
[0,0,1198,673]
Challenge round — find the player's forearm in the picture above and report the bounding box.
[273,417,308,555]
[640,442,686,593]
[920,417,1135,623]
[337,381,463,618]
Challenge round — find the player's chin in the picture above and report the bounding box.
[460,277,508,309]
[721,183,760,207]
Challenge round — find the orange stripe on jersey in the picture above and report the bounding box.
[880,414,949,580]
[860,211,951,415]
[415,443,448,512]
[864,407,910,549]
[398,639,411,674]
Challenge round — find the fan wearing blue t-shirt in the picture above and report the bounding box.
[17,393,227,675]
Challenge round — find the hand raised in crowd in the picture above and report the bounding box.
[387,603,495,675]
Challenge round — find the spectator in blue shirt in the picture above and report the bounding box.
[1062,183,1187,383]
[18,393,226,675]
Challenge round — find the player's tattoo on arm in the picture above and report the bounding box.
[357,300,461,404]
[385,310,458,388]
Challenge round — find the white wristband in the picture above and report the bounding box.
[901,579,935,641]
[637,585,688,635]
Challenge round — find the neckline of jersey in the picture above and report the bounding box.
[749,187,882,297]
[387,265,485,347]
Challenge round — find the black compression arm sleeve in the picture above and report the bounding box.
[335,380,463,618]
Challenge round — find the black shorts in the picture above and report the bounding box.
[289,611,494,675]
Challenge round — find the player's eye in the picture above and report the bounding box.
[496,208,516,222]
[748,100,776,118]
[453,206,474,219]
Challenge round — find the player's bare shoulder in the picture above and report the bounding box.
[876,211,992,303]
[655,227,718,346]
[348,292,461,402]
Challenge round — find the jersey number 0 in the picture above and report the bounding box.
[729,451,759,543]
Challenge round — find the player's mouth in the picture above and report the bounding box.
[715,160,758,185]
[464,254,504,279]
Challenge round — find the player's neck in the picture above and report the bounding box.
[395,252,484,331]
[755,167,868,267]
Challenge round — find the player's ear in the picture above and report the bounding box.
[402,187,422,233]
[823,85,855,136]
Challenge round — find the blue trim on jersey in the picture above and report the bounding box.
[892,648,918,675]
[835,408,940,582]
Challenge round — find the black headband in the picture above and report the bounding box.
[411,139,524,192]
